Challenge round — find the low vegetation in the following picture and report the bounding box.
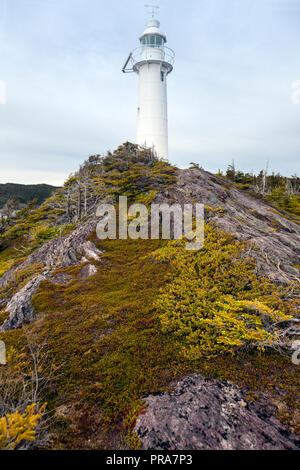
[0,404,44,450]
[0,331,51,449]
[216,162,300,219]
[153,225,296,359]
[0,144,299,449]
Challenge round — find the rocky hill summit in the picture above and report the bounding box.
[0,143,299,450]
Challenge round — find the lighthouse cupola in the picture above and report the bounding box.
[139,18,167,62]
[140,18,166,46]
[122,9,175,160]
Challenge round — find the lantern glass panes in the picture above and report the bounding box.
[141,35,164,49]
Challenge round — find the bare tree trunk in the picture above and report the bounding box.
[66,188,71,222]
[84,184,87,217]
[262,160,269,194]
[77,184,82,221]
[285,178,292,197]
[231,160,236,182]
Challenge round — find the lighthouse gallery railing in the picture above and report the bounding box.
[122,46,175,73]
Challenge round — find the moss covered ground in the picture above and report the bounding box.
[0,227,299,449]
[0,146,299,449]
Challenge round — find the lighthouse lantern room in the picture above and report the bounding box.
[122,7,175,160]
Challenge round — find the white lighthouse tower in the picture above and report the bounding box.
[122,6,175,160]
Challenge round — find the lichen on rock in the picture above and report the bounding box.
[135,374,300,450]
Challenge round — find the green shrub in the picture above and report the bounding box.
[153,225,295,359]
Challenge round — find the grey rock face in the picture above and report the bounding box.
[0,274,47,331]
[156,169,300,283]
[134,374,300,450]
[78,241,102,262]
[77,263,98,279]
[0,218,103,330]
[0,218,101,291]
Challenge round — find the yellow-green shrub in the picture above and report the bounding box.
[0,403,45,450]
[153,224,294,359]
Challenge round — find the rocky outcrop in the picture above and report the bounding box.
[0,218,103,331]
[0,274,48,331]
[156,169,300,284]
[134,374,300,450]
[0,218,101,290]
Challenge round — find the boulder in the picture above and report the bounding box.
[135,374,300,450]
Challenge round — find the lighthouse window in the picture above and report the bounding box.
[161,71,165,82]
[141,35,164,48]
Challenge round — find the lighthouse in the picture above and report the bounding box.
[122,7,175,160]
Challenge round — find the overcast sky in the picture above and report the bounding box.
[0,0,299,185]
